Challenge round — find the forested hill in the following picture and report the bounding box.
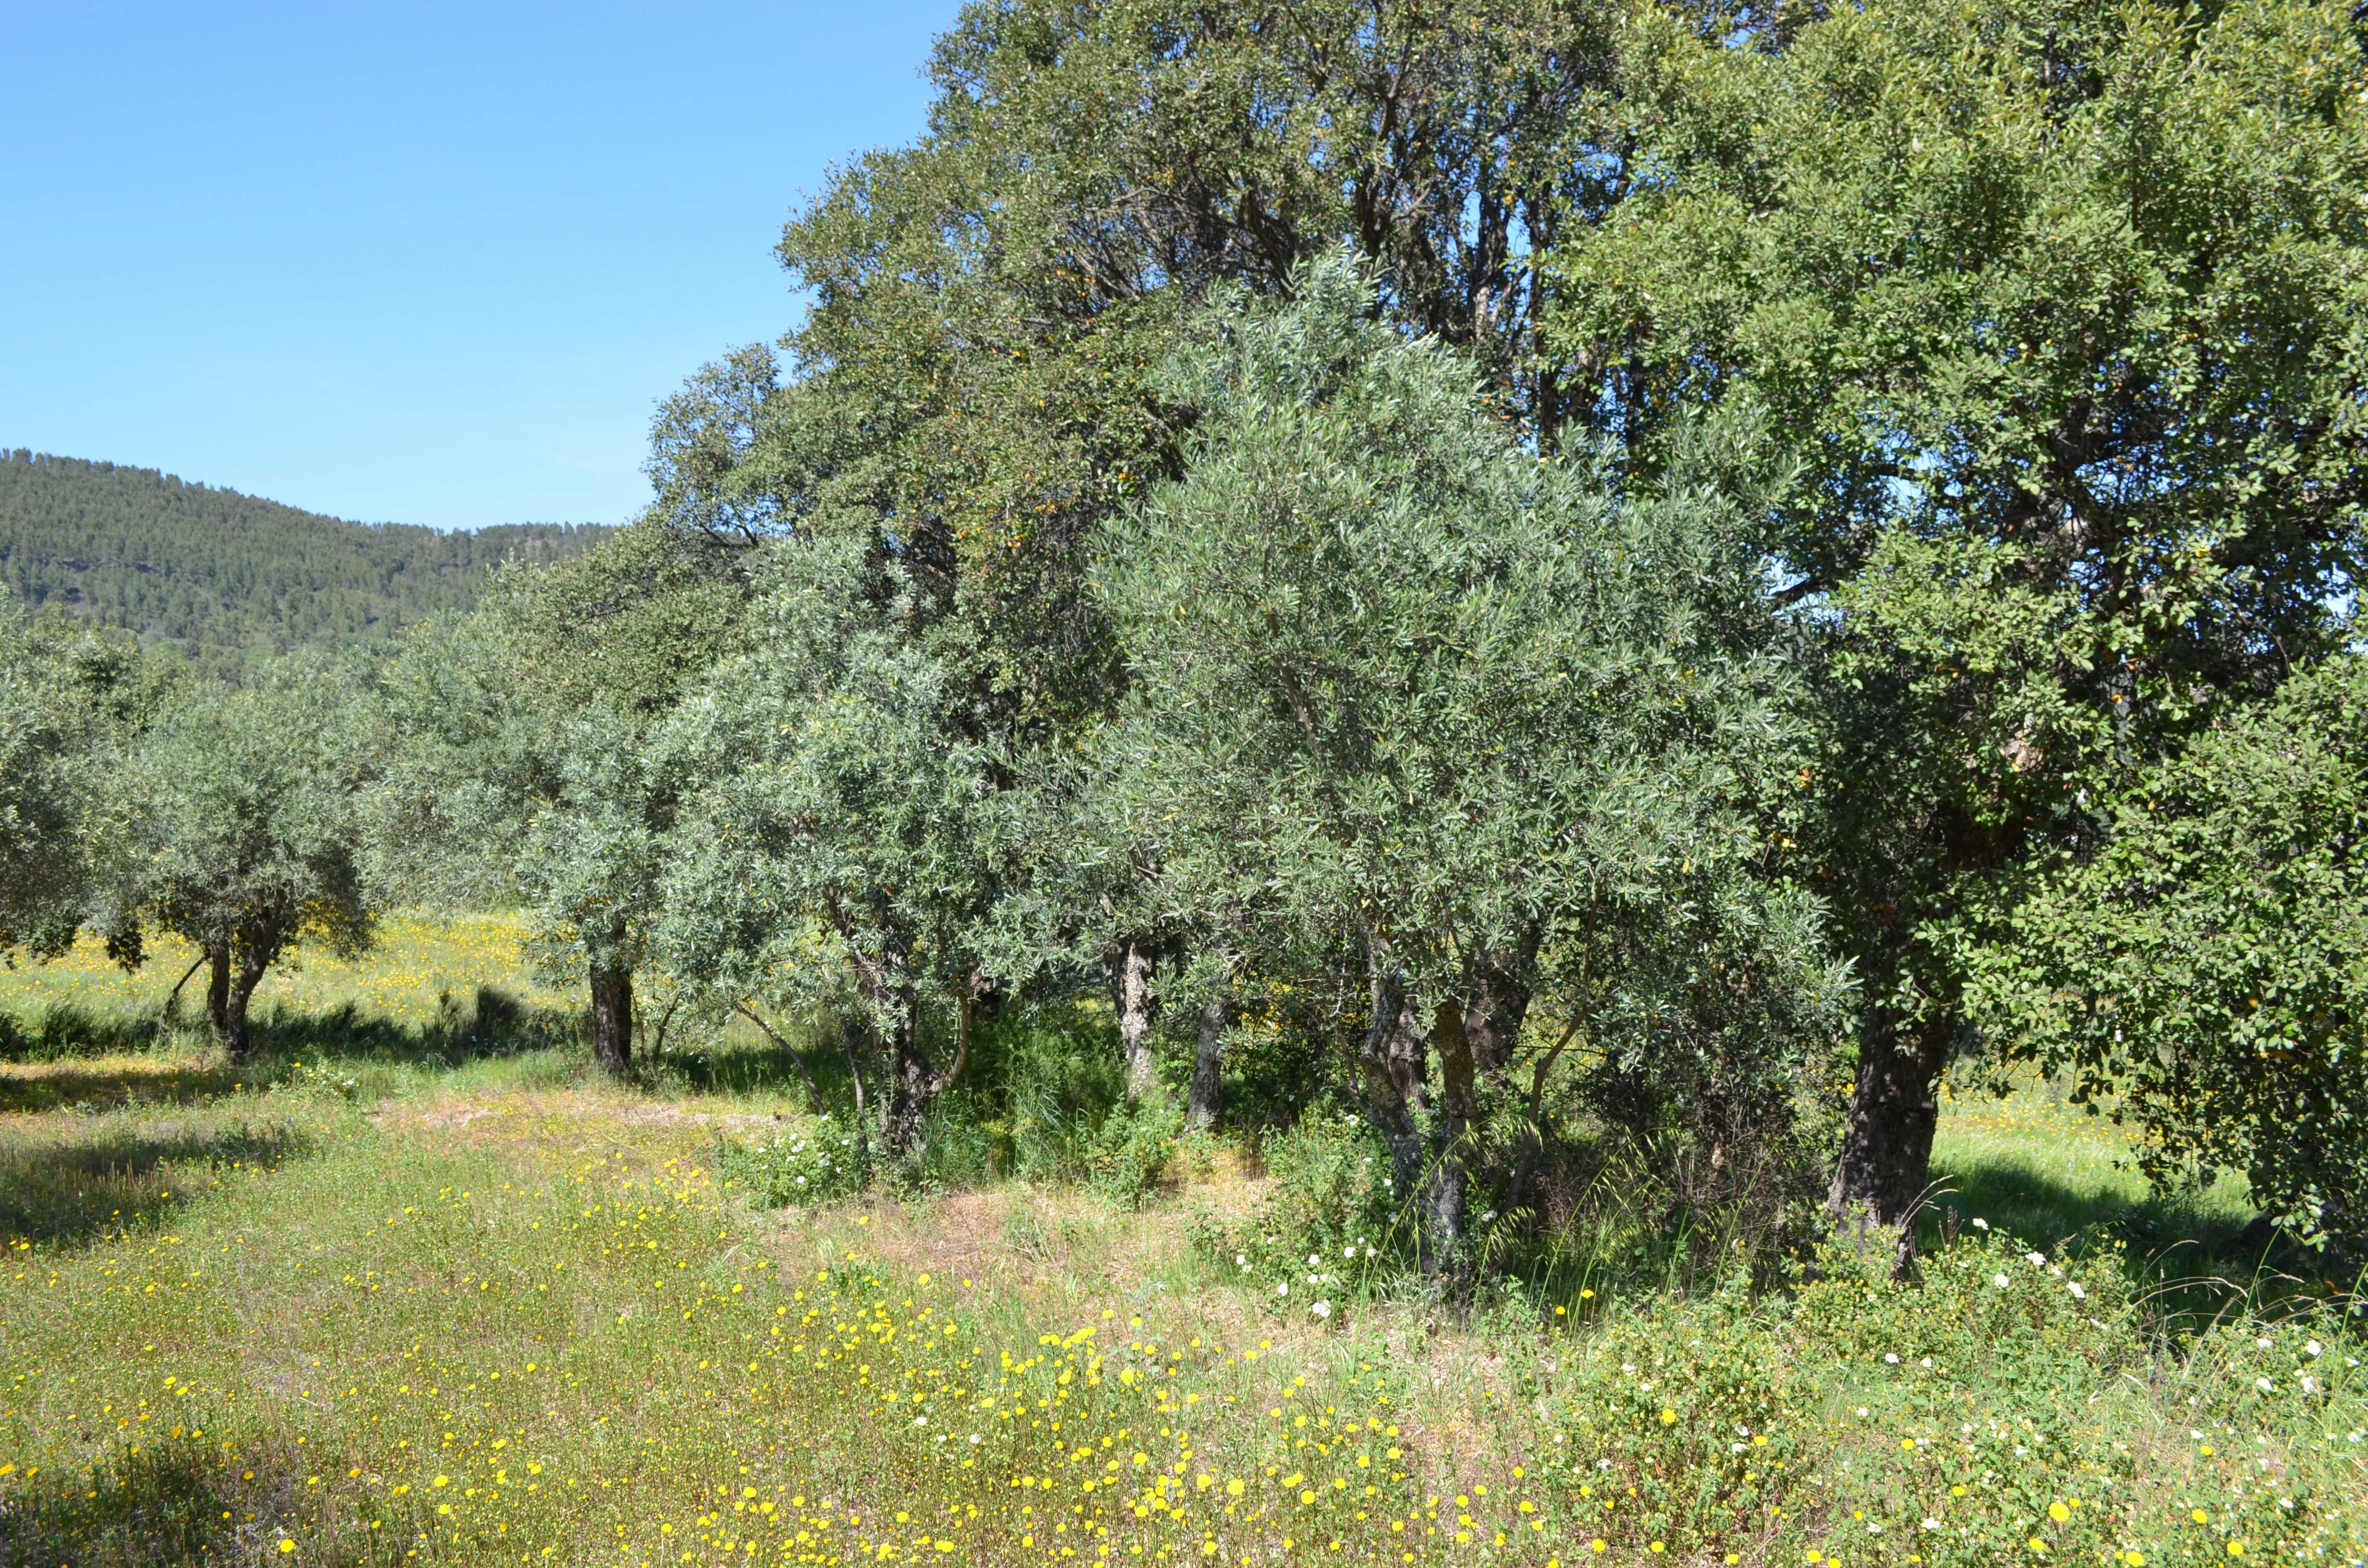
[0,449,608,677]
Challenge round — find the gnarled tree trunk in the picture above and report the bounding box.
[1116,939,1159,1102]
[1185,995,1226,1132]
[1354,961,1473,1285]
[880,983,971,1161]
[206,917,284,1062]
[204,937,231,1044]
[1828,1004,1956,1272]
[589,962,634,1079]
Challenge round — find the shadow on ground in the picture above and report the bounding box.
[1909,1152,2368,1317]
[0,1118,308,1247]
[0,1060,250,1115]
[0,1436,365,1568]
[0,986,581,1074]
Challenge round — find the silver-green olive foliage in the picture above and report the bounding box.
[118,660,377,1056]
[1098,256,1849,1260]
[0,601,154,959]
[372,525,743,1077]
[655,536,1027,1160]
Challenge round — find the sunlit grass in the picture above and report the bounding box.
[0,911,570,1032]
[0,929,2360,1566]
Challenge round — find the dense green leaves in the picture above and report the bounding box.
[1098,256,1846,1273]
[1554,0,2368,1228]
[112,662,378,1057]
[0,600,152,957]
[1973,656,2368,1249]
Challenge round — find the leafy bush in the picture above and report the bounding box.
[713,1117,867,1207]
[1516,1227,2368,1566]
[1081,1096,1182,1208]
[1191,1109,1406,1316]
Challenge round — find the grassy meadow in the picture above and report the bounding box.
[1,917,2362,1568]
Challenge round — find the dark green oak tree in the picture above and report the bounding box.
[1553,0,2368,1239]
[1971,655,2368,1254]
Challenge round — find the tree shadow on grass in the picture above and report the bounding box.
[236,985,585,1072]
[0,1060,249,1115]
[0,1118,308,1247]
[0,1436,363,1568]
[0,985,584,1081]
[1905,1152,2366,1319]
[1918,1152,2249,1258]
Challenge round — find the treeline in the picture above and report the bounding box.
[0,451,605,680]
[8,0,2368,1286]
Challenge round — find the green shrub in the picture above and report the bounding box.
[1191,1108,1407,1316]
[712,1117,868,1207]
[1082,1095,1182,1208]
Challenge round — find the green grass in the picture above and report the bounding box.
[1925,1083,2269,1287]
[0,919,2363,1568]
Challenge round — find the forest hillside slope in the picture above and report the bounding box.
[0,449,608,676]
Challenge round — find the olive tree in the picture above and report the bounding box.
[0,600,151,959]
[116,662,376,1058]
[656,537,1034,1162]
[373,523,741,1078]
[1099,255,1846,1283]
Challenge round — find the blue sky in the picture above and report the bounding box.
[2,0,963,531]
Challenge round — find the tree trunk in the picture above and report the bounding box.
[204,938,231,1043]
[589,962,633,1079]
[1354,962,1470,1280]
[880,985,972,1163]
[837,1013,871,1171]
[1185,995,1226,1133]
[212,919,282,1063]
[1827,1004,1956,1271]
[1427,999,1479,1296]
[1117,940,1159,1102]
[221,965,260,1061]
[1462,940,1535,1076]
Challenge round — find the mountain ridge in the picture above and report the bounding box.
[0,449,610,677]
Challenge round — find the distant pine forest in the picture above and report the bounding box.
[0,449,607,677]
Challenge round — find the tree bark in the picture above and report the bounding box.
[211,917,283,1063]
[204,938,231,1043]
[1827,1004,1956,1271]
[1116,939,1159,1102]
[1427,998,1479,1296]
[880,983,970,1162]
[589,962,634,1079]
[836,1013,871,1170]
[1462,938,1536,1076]
[1353,962,1472,1281]
[1185,995,1227,1133]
